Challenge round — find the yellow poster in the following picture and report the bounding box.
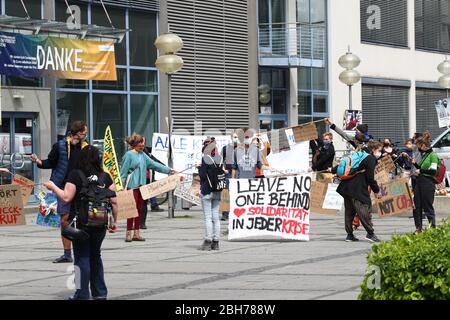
[102,126,123,191]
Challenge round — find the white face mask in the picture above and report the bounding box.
[244,138,252,145]
[374,152,382,159]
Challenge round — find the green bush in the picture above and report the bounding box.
[359,220,450,300]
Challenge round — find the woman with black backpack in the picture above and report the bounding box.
[45,145,118,300]
[198,137,224,251]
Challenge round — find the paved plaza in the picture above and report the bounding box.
[0,207,447,300]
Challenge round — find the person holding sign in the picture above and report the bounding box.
[412,132,439,233]
[310,132,335,182]
[121,134,175,242]
[31,121,89,264]
[332,141,383,243]
[198,137,224,250]
[45,146,118,300]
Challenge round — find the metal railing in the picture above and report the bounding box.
[258,22,326,65]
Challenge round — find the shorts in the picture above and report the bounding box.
[57,198,71,215]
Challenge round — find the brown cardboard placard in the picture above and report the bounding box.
[293,122,319,143]
[116,189,139,220]
[219,189,230,213]
[12,174,35,205]
[0,184,25,226]
[140,175,183,200]
[310,181,337,215]
[377,156,396,173]
[374,169,390,185]
[373,177,414,218]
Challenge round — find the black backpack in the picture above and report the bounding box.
[205,155,226,192]
[73,171,115,229]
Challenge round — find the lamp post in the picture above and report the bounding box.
[437,57,450,98]
[338,47,361,110]
[155,32,184,219]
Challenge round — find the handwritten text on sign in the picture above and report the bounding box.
[0,185,25,226]
[12,174,35,204]
[374,178,413,218]
[140,175,183,200]
[229,175,311,241]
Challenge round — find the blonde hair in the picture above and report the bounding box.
[323,132,333,140]
[126,133,145,148]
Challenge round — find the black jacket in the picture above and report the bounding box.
[311,140,335,171]
[333,155,380,205]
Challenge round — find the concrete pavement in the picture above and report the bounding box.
[0,206,446,300]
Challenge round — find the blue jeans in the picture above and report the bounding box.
[150,197,158,207]
[72,228,107,300]
[201,192,221,241]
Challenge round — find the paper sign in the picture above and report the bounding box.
[140,175,183,200]
[102,126,123,192]
[265,143,309,177]
[323,183,344,210]
[293,122,318,142]
[266,129,291,154]
[373,177,414,218]
[12,174,34,204]
[174,174,201,206]
[435,100,450,128]
[228,175,312,241]
[0,185,25,226]
[116,189,139,221]
[310,181,337,215]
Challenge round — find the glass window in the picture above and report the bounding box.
[297,0,310,24]
[5,0,41,18]
[298,67,311,90]
[272,69,286,88]
[91,5,126,65]
[272,0,286,24]
[130,70,158,92]
[259,0,270,24]
[312,67,327,90]
[130,95,158,143]
[313,95,327,113]
[273,120,287,129]
[415,0,450,52]
[56,92,88,139]
[93,68,127,91]
[129,10,158,67]
[298,92,312,115]
[313,117,327,136]
[57,79,88,89]
[311,0,326,24]
[55,0,88,25]
[272,90,287,114]
[93,94,127,161]
[298,116,312,124]
[4,76,41,87]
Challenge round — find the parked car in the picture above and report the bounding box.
[431,128,450,185]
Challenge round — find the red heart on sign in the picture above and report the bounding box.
[234,208,246,218]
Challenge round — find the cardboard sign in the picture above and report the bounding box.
[140,175,183,200]
[374,169,390,185]
[0,185,25,226]
[377,156,396,173]
[12,174,34,204]
[174,174,201,206]
[103,126,123,192]
[373,177,414,218]
[293,122,318,142]
[228,175,312,241]
[116,189,139,220]
[310,181,337,215]
[219,189,230,213]
[323,183,344,210]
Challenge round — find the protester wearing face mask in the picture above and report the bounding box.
[412,131,439,233]
[332,141,383,243]
[220,130,239,220]
[311,132,335,181]
[31,121,89,264]
[121,134,176,242]
[232,131,264,179]
[252,137,271,178]
[398,140,414,171]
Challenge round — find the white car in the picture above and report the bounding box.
[431,128,450,185]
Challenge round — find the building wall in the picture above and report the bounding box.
[328,0,446,152]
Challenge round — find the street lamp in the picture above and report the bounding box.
[338,47,361,110]
[437,57,450,98]
[155,32,184,219]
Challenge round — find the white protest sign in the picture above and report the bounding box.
[152,133,231,180]
[435,99,450,128]
[264,142,309,177]
[228,174,311,241]
[322,183,344,210]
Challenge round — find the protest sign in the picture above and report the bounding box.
[103,126,123,191]
[377,156,396,173]
[219,189,230,213]
[152,133,231,180]
[116,189,139,220]
[373,177,414,218]
[174,174,201,206]
[36,192,60,228]
[140,175,183,200]
[435,99,450,128]
[12,174,34,204]
[265,143,309,177]
[0,185,25,226]
[374,168,390,185]
[293,122,318,142]
[310,181,337,215]
[266,129,291,153]
[228,175,311,241]
[323,183,344,210]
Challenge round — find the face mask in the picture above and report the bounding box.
[374,152,382,159]
[323,140,331,145]
[406,144,412,150]
[244,138,252,145]
[233,138,240,144]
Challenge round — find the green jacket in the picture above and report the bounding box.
[418,149,439,179]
